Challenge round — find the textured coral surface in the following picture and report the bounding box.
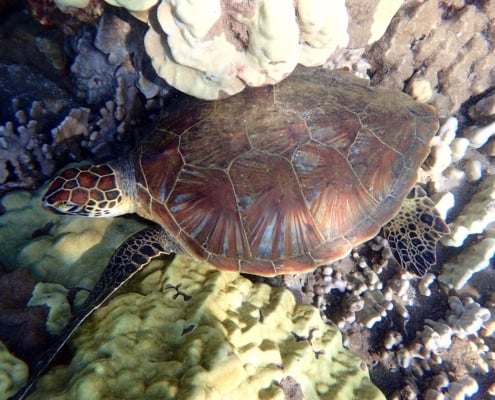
[29,258,383,400]
[367,0,495,117]
[0,190,384,400]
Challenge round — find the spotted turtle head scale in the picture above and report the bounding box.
[43,161,136,217]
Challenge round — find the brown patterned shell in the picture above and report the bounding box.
[133,68,438,276]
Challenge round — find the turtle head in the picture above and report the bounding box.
[42,162,135,217]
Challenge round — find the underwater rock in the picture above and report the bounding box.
[0,267,51,368]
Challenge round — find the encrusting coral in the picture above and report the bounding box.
[29,257,384,400]
[0,189,145,288]
[0,342,27,398]
[143,0,351,99]
[0,189,384,400]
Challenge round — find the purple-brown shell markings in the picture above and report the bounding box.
[132,68,438,276]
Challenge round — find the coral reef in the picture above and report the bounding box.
[45,0,402,99]
[276,108,495,398]
[0,94,140,193]
[0,99,56,191]
[315,113,495,398]
[37,0,495,113]
[0,189,145,287]
[68,10,166,105]
[0,341,27,400]
[4,118,495,399]
[22,1,495,110]
[140,0,405,99]
[27,0,103,34]
[142,0,352,99]
[31,258,384,399]
[1,1,495,399]
[0,189,383,400]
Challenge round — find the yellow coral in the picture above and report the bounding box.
[28,256,384,400]
[0,189,145,288]
[0,342,28,399]
[1,188,384,399]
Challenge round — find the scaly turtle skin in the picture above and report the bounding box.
[11,68,449,399]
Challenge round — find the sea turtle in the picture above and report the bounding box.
[11,67,449,399]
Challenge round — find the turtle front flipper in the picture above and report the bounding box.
[10,225,180,400]
[383,187,450,276]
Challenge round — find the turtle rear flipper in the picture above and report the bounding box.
[10,225,179,400]
[383,187,450,276]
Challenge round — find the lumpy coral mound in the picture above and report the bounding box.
[0,188,383,399]
[28,255,384,400]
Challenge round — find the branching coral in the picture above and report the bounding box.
[0,100,55,192]
[0,9,169,193]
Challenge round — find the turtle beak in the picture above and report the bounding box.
[42,198,65,215]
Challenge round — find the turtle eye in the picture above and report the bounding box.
[43,199,77,215]
[43,202,68,215]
